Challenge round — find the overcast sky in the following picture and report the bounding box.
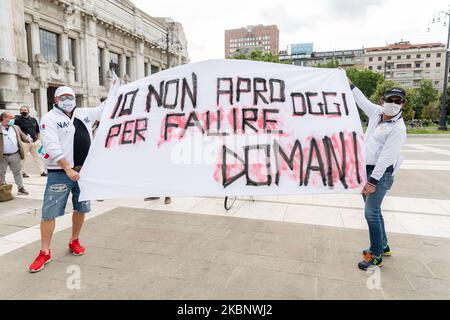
[131,0,449,62]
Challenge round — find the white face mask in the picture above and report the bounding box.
[57,100,76,113]
[382,102,402,117]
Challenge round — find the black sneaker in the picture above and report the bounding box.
[22,173,30,178]
[18,187,29,195]
[358,254,383,271]
[41,172,48,177]
[382,245,392,256]
[363,245,392,258]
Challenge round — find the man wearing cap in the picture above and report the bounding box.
[29,86,106,273]
[349,81,407,271]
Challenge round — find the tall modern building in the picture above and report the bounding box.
[0,0,189,117]
[225,24,279,58]
[364,41,447,91]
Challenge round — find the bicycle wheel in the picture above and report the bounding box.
[224,196,237,211]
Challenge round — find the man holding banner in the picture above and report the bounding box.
[78,60,367,201]
[76,60,402,273]
[28,86,107,273]
[349,81,407,271]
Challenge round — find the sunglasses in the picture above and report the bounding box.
[385,97,404,105]
[59,95,75,101]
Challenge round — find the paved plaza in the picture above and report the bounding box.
[0,135,449,299]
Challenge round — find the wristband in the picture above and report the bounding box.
[368,177,379,186]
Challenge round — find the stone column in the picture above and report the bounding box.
[120,53,127,79]
[39,83,49,116]
[12,0,28,65]
[0,0,21,109]
[60,31,73,84]
[30,18,41,57]
[129,53,135,81]
[0,0,16,62]
[78,32,87,85]
[135,41,145,80]
[83,15,100,107]
[60,32,70,66]
[103,44,110,87]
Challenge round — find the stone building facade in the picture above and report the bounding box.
[364,41,447,91]
[0,0,189,117]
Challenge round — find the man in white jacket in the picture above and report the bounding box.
[29,86,105,273]
[349,81,407,271]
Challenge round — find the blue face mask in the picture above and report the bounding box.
[7,119,15,127]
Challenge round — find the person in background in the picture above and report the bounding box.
[28,86,106,273]
[348,78,407,271]
[14,105,47,178]
[0,111,30,195]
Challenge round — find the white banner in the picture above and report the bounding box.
[79,59,366,201]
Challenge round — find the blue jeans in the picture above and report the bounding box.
[363,166,395,257]
[42,171,91,221]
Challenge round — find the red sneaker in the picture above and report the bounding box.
[69,239,85,256]
[29,250,52,273]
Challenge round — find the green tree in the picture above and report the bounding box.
[335,68,383,123]
[346,68,384,98]
[230,52,248,60]
[447,86,450,122]
[447,86,450,114]
[447,86,450,124]
[421,100,441,122]
[438,85,450,117]
[229,49,290,64]
[403,88,417,121]
[435,85,450,125]
[414,80,439,118]
[316,60,340,68]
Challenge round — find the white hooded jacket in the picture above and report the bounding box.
[39,104,105,170]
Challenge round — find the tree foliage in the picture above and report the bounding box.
[346,68,384,99]
[412,80,439,117]
[229,50,290,64]
[316,60,340,69]
[421,101,441,121]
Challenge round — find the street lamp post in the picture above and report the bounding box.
[161,25,181,70]
[149,25,181,71]
[430,8,450,131]
[165,31,171,69]
[439,11,450,130]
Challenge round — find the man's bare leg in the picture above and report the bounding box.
[71,212,85,241]
[41,219,56,253]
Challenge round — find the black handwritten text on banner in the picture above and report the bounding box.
[79,60,366,201]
